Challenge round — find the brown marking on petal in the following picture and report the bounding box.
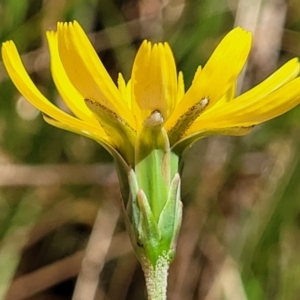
[168,97,210,144]
[85,98,136,133]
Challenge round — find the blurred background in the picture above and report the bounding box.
[1,0,300,299]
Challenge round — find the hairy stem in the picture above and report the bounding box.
[142,255,170,300]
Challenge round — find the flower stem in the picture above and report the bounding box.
[142,255,170,300]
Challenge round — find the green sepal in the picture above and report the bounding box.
[136,147,169,222]
[157,173,182,256]
[128,169,140,232]
[135,111,178,221]
[136,189,162,263]
[121,111,182,266]
[128,171,182,266]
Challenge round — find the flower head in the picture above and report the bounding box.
[2,21,300,165]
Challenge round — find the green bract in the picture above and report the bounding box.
[128,110,182,267]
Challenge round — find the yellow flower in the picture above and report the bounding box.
[2,21,300,165]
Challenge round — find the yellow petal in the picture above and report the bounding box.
[200,58,300,118]
[43,113,111,144]
[207,82,236,111]
[162,42,178,114]
[131,41,177,127]
[1,40,110,144]
[56,21,135,128]
[187,77,300,134]
[191,65,202,85]
[172,126,253,154]
[117,73,132,110]
[46,31,99,125]
[166,27,252,130]
[176,71,185,105]
[234,58,300,103]
[2,41,70,123]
